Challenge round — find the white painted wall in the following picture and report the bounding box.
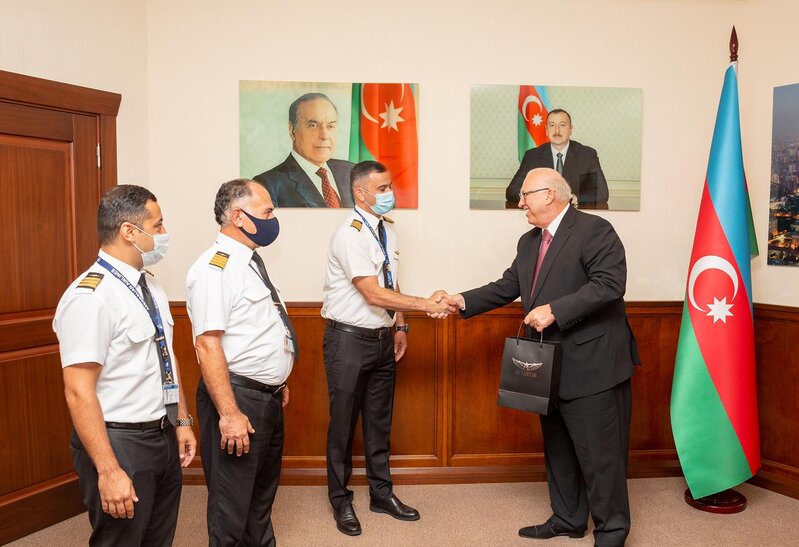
[4,0,797,306]
[0,0,148,187]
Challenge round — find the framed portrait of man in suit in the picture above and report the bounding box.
[470,84,643,211]
[240,81,419,209]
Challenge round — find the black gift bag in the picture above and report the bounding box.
[497,322,562,415]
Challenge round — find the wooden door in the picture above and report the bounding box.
[0,71,120,544]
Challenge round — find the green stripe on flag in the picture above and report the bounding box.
[671,304,753,498]
[349,83,362,163]
[348,83,377,164]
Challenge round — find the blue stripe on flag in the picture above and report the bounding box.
[706,65,753,304]
[535,86,551,112]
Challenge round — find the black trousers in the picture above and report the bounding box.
[197,378,284,547]
[540,379,632,547]
[323,325,396,510]
[70,425,182,547]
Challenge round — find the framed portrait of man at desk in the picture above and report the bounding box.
[240,81,419,209]
[470,84,643,211]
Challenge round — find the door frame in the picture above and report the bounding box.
[0,70,120,544]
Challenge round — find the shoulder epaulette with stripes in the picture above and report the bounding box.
[209,251,230,269]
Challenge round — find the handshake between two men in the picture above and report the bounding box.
[427,290,557,332]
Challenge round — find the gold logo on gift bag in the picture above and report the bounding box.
[512,358,543,372]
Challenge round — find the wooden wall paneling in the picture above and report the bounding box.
[750,304,799,498]
[626,303,682,452]
[164,301,799,499]
[382,312,439,463]
[450,306,544,466]
[168,303,202,479]
[282,307,333,463]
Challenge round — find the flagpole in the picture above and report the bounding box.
[681,27,748,514]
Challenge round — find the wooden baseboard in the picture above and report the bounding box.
[0,473,84,545]
[747,459,799,500]
[181,450,684,487]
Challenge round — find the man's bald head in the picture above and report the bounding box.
[518,168,572,228]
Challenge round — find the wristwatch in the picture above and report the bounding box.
[175,414,194,427]
[395,324,409,333]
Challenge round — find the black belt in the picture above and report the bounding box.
[327,320,393,340]
[229,372,286,395]
[105,416,168,430]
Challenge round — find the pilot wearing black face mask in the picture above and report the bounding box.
[185,178,296,547]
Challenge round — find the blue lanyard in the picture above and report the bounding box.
[96,257,174,384]
[354,209,393,289]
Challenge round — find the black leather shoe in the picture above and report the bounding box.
[369,494,420,521]
[518,518,585,539]
[334,503,362,536]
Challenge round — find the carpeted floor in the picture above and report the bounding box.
[10,478,798,546]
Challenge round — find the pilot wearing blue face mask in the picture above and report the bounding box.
[185,178,295,546]
[321,161,455,536]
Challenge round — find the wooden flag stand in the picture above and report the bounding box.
[684,488,747,514]
[682,26,748,517]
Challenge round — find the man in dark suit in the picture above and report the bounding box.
[253,93,354,208]
[437,167,638,546]
[505,109,609,209]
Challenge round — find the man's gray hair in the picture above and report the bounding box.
[288,93,337,127]
[549,172,573,202]
[214,179,255,225]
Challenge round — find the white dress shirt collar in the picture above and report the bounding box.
[98,249,143,284]
[291,150,340,199]
[216,232,256,264]
[545,204,571,237]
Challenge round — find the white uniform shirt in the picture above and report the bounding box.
[321,206,400,328]
[186,232,293,385]
[53,250,171,422]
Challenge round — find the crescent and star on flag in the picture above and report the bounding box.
[688,255,738,324]
[361,84,406,132]
[521,94,545,127]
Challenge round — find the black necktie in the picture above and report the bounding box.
[138,274,178,425]
[556,152,564,174]
[251,252,300,361]
[377,220,396,319]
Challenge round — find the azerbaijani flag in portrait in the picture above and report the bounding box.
[349,83,418,208]
[517,85,551,162]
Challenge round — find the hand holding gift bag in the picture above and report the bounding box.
[497,322,562,415]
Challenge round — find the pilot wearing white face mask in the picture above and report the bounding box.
[53,184,196,545]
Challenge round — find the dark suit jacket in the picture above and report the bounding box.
[462,206,639,399]
[505,141,609,207]
[253,154,355,208]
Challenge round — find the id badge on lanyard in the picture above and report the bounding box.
[96,257,180,406]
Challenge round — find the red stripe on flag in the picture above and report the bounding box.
[518,86,549,146]
[360,83,418,208]
[686,183,760,473]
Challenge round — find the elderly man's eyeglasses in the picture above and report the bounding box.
[519,187,550,200]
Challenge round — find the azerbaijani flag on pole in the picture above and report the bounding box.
[517,85,551,162]
[670,62,760,499]
[349,83,418,208]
